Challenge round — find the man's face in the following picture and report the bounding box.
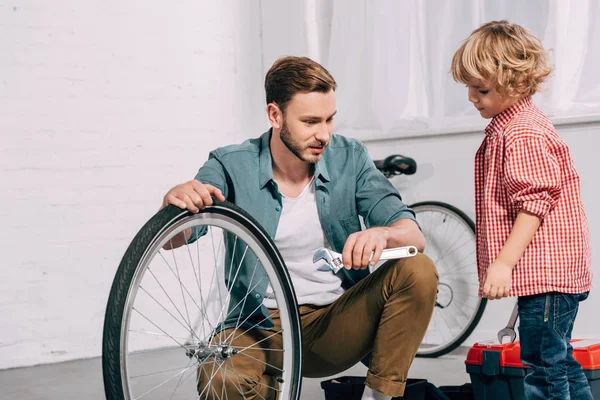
[279,90,336,164]
[465,79,519,119]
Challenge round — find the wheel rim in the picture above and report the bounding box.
[118,211,297,399]
[413,204,482,356]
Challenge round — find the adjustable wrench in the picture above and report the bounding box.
[313,246,418,274]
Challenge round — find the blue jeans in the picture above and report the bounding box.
[518,292,592,400]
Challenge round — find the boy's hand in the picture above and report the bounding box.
[482,260,513,300]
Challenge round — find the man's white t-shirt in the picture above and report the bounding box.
[263,178,344,308]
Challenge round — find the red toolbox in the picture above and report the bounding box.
[465,339,600,399]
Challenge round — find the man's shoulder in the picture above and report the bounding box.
[210,133,265,159]
[327,134,366,152]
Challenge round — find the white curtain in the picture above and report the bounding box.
[306,0,600,139]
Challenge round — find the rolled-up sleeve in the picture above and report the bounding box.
[188,153,230,243]
[194,153,230,199]
[354,144,417,228]
[504,137,561,219]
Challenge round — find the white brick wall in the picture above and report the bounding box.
[0,1,266,369]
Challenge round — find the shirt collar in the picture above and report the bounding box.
[258,129,275,189]
[314,157,330,183]
[258,129,331,189]
[485,96,532,137]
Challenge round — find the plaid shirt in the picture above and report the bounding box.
[475,97,592,297]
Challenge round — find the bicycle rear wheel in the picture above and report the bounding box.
[102,202,302,399]
[411,201,486,358]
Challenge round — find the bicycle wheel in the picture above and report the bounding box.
[102,202,302,399]
[411,201,486,358]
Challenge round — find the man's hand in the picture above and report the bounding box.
[161,180,225,213]
[341,227,388,270]
[482,260,513,300]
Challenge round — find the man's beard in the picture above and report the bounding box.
[280,120,327,164]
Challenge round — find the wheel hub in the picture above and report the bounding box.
[435,282,454,309]
[186,341,238,361]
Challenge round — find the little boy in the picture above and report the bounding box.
[451,20,593,399]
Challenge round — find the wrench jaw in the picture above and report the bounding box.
[497,302,519,344]
[327,257,344,274]
[313,249,332,264]
[497,329,517,344]
[313,248,337,273]
[313,248,346,274]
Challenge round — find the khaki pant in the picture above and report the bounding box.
[197,253,438,399]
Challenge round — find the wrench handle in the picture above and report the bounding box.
[378,246,418,260]
[506,302,519,328]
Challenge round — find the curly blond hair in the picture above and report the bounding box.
[451,20,552,98]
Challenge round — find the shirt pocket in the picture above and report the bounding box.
[340,213,362,237]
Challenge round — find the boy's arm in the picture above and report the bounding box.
[483,211,541,298]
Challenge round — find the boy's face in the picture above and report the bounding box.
[465,79,520,119]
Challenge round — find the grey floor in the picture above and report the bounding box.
[0,347,471,399]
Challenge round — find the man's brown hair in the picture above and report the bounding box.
[265,56,337,113]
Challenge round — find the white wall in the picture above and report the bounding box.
[363,121,600,344]
[0,0,267,369]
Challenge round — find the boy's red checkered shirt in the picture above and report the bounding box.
[475,96,592,297]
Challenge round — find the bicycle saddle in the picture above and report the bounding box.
[374,154,417,176]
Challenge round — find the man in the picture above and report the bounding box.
[162,56,438,400]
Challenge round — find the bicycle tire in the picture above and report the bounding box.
[411,201,486,358]
[102,201,302,399]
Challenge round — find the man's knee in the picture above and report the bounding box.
[197,364,245,399]
[391,253,438,299]
[197,364,228,398]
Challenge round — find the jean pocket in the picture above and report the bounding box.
[553,294,578,338]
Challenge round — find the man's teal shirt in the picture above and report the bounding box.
[189,130,417,330]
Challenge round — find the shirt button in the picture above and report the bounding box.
[275,206,281,212]
[255,293,261,299]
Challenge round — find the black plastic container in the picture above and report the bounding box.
[320,376,428,400]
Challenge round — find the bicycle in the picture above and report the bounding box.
[102,154,484,399]
[374,154,486,358]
